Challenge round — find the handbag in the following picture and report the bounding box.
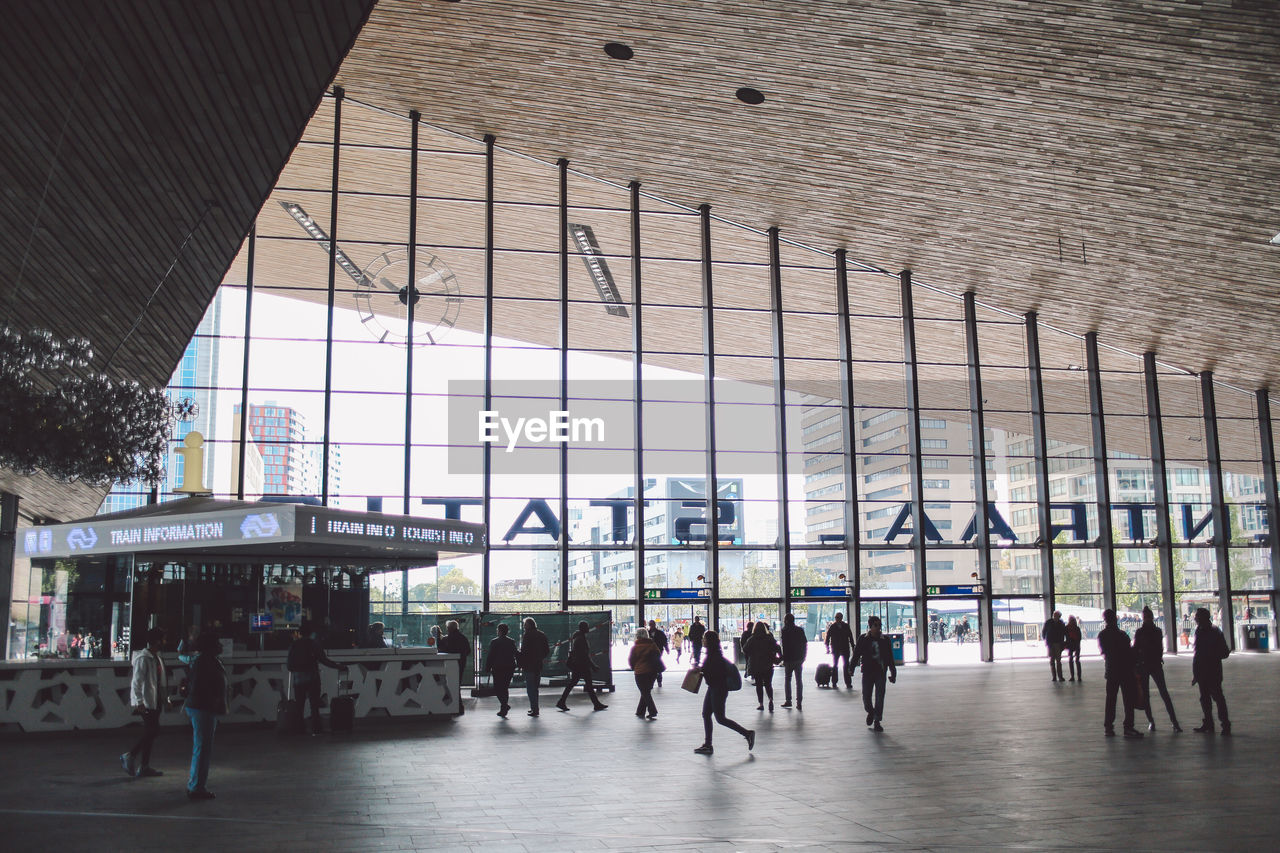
[681,668,703,694]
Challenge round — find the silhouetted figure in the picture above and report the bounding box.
[851,615,897,731]
[1065,615,1083,682]
[779,612,807,710]
[1191,607,1231,735]
[121,627,167,779]
[183,632,227,800]
[629,628,661,719]
[686,616,707,666]
[485,623,518,718]
[1041,610,1067,682]
[693,631,754,754]
[437,620,472,716]
[556,621,608,711]
[364,622,390,649]
[1134,606,1181,732]
[825,612,854,689]
[287,623,346,734]
[1098,609,1142,738]
[743,621,781,712]
[648,620,669,687]
[519,617,551,717]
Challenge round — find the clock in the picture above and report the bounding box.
[353,247,462,346]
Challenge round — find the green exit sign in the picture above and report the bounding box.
[644,589,660,600]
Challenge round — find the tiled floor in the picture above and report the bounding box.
[2,653,1277,851]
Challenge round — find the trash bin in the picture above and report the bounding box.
[1240,624,1270,652]
[888,633,905,665]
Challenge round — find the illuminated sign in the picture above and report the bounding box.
[927,584,986,596]
[789,586,851,598]
[644,588,711,600]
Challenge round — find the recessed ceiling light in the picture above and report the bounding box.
[604,42,634,60]
[736,87,765,105]
[1271,232,1280,245]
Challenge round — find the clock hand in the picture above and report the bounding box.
[378,276,399,292]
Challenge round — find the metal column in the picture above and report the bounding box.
[1256,390,1280,640]
[1201,372,1234,647]
[1143,353,1177,642]
[768,228,792,611]
[630,181,646,624]
[1025,313,1055,610]
[557,159,570,610]
[963,293,994,662]
[321,86,343,505]
[481,135,495,611]
[900,271,928,663]
[1085,333,1117,613]
[403,111,420,514]
[236,225,255,500]
[700,205,721,629]
[834,250,862,628]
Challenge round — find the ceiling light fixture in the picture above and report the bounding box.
[736,87,765,105]
[603,42,634,60]
[1271,233,1280,245]
[568,223,629,317]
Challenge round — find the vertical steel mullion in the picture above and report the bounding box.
[1085,333,1117,612]
[1143,353,1177,641]
[768,229,792,612]
[321,87,343,506]
[963,293,994,662]
[1257,390,1280,633]
[834,250,861,627]
[236,225,255,500]
[481,135,495,611]
[557,160,570,610]
[631,182,646,624]
[1026,313,1055,609]
[900,271,928,663]
[1201,372,1234,647]
[403,111,420,514]
[700,205,720,628]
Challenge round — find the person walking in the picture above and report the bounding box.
[672,627,685,663]
[1098,609,1142,738]
[1041,610,1068,682]
[693,631,755,754]
[485,623,519,718]
[851,615,897,731]
[120,627,167,778]
[183,632,227,800]
[1133,606,1181,732]
[686,616,707,666]
[779,612,807,710]
[556,621,608,711]
[743,621,781,712]
[647,619,670,687]
[1191,607,1231,735]
[1065,615,1083,682]
[287,622,346,734]
[437,620,472,716]
[629,628,661,719]
[825,612,854,689]
[519,617,551,717]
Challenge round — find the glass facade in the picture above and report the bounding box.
[10,92,1277,663]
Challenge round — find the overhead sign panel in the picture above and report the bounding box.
[643,587,710,600]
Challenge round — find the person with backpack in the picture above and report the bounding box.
[693,631,754,755]
[851,615,897,732]
[779,612,807,710]
[519,617,551,716]
[1191,608,1231,735]
[743,621,781,712]
[555,621,608,711]
[287,622,345,735]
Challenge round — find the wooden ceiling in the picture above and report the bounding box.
[0,0,374,521]
[327,0,1280,390]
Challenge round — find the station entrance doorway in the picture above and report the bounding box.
[642,601,709,670]
[926,598,983,664]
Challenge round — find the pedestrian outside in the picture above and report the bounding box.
[693,631,754,755]
[120,627,167,778]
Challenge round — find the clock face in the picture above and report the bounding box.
[353,248,462,346]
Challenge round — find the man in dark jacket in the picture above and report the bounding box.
[686,616,707,666]
[287,622,345,735]
[851,615,897,731]
[556,621,608,711]
[484,623,519,718]
[437,620,472,716]
[519,617,551,717]
[1098,609,1142,738]
[825,612,855,689]
[779,612,807,710]
[1041,611,1068,682]
[647,619,670,686]
[1191,608,1231,735]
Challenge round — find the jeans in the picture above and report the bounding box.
[783,661,804,704]
[185,707,218,793]
[1104,674,1136,731]
[1198,680,1229,727]
[1067,647,1082,680]
[525,668,542,712]
[128,708,161,768]
[701,688,749,745]
[862,670,887,722]
[634,672,657,716]
[1141,665,1178,725]
[691,641,703,666]
[830,650,852,687]
[492,668,514,709]
[1047,643,1065,680]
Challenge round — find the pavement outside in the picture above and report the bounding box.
[1,653,1277,852]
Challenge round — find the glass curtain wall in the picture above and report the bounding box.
[70,90,1280,665]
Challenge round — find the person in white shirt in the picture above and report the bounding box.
[121,628,167,777]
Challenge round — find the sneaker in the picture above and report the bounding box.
[866,712,874,726]
[768,702,773,713]
[592,703,608,711]
[756,704,764,711]
[187,789,216,800]
[1105,728,1116,737]
[136,767,163,778]
[781,701,792,708]
[498,705,510,718]
[796,700,802,712]
[1220,723,1231,736]
[555,702,570,712]
[1123,728,1144,738]
[746,730,756,751]
[647,713,658,719]
[873,722,884,732]
[120,752,136,777]
[694,744,714,755]
[1193,723,1214,733]
[1147,722,1155,732]
[527,710,540,717]
[1172,723,1183,733]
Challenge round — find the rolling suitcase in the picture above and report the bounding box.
[815,663,835,688]
[277,678,303,735]
[330,679,355,733]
